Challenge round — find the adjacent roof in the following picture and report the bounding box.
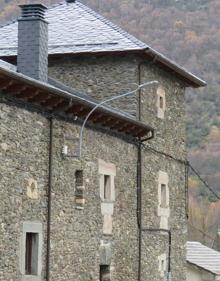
[187,241,220,275]
[0,0,206,88]
[0,59,153,140]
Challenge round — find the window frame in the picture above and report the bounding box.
[20,222,43,281]
[157,86,166,119]
[157,171,170,230]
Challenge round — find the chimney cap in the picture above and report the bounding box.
[19,4,47,20]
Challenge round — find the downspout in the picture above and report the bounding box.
[142,228,172,281]
[46,116,53,281]
[137,141,142,281]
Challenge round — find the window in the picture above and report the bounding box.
[157,171,170,230]
[98,159,116,202]
[75,170,85,209]
[98,159,116,236]
[157,87,166,119]
[159,96,164,109]
[100,265,110,281]
[104,175,111,201]
[158,253,167,277]
[25,233,39,275]
[75,170,83,187]
[160,184,167,208]
[20,222,43,280]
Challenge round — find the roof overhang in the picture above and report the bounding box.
[0,45,206,89]
[0,63,154,141]
[187,260,220,277]
[143,48,206,88]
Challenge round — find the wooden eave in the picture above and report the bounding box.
[0,68,154,140]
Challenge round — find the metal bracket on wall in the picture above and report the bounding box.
[62,134,80,158]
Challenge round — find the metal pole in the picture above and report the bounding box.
[78,81,158,157]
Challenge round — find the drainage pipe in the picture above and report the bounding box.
[142,228,172,281]
[46,116,53,281]
[137,141,142,281]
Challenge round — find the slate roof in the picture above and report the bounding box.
[0,1,146,56]
[187,241,220,275]
[0,0,206,88]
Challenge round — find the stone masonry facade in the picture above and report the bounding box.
[0,52,187,281]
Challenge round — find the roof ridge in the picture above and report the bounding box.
[0,19,17,29]
[75,1,147,49]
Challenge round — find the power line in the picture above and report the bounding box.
[141,143,187,165]
[188,163,220,200]
[142,143,220,201]
[188,221,216,241]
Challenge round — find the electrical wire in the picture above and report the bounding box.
[188,163,220,200]
[188,221,216,241]
[141,143,187,165]
[142,143,220,201]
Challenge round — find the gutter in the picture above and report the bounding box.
[0,66,154,137]
[143,48,206,88]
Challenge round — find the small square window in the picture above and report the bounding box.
[100,265,110,281]
[104,175,111,201]
[25,232,39,275]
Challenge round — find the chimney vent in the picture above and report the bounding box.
[20,4,47,20]
[66,0,76,3]
[17,4,48,82]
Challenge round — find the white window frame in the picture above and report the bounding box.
[98,159,116,235]
[20,222,43,281]
[157,86,166,119]
[98,159,116,203]
[158,253,167,277]
[157,171,170,229]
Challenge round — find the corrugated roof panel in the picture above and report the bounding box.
[187,241,220,275]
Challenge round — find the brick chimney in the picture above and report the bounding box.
[17,4,48,82]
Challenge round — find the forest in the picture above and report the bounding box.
[0,0,220,246]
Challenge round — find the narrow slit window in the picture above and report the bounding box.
[75,170,83,187]
[100,265,110,281]
[25,232,39,275]
[161,259,164,270]
[160,184,167,208]
[159,96,164,109]
[104,175,111,200]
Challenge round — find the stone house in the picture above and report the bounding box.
[0,1,206,281]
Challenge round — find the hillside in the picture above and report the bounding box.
[0,0,220,245]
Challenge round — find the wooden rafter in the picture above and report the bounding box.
[66,104,84,114]
[43,96,64,108]
[5,83,27,95]
[29,92,51,103]
[16,88,39,99]
[0,79,14,90]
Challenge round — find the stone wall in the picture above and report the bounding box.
[0,97,49,281]
[0,52,187,281]
[48,53,187,281]
[0,95,138,281]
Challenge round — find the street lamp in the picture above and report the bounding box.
[78,80,159,158]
